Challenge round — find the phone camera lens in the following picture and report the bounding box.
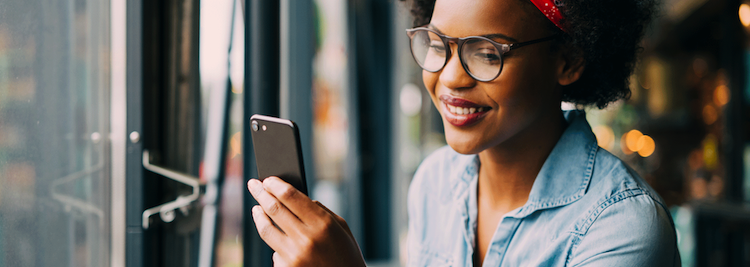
[252,121,259,131]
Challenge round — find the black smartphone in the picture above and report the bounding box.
[249,114,309,195]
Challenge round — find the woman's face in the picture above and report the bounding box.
[425,0,565,154]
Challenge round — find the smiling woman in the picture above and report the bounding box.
[247,0,678,266]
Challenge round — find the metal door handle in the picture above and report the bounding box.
[141,150,201,229]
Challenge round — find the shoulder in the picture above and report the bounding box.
[586,147,668,212]
[568,148,679,266]
[568,191,679,266]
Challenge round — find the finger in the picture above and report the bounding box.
[272,252,288,267]
[314,200,355,241]
[314,201,345,226]
[263,177,328,223]
[248,179,304,234]
[252,205,290,251]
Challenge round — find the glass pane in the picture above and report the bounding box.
[311,0,350,219]
[199,0,245,265]
[0,0,111,266]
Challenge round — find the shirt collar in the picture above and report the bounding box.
[450,110,598,218]
[518,110,597,216]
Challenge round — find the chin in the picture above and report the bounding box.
[447,143,481,155]
[444,128,487,155]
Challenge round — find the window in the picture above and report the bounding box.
[0,1,112,266]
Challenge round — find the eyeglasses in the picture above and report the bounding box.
[405,27,558,82]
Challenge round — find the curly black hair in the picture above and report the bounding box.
[401,0,657,109]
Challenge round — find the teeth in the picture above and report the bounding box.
[447,104,487,115]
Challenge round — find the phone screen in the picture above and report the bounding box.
[249,114,308,195]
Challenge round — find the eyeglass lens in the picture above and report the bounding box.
[409,29,503,81]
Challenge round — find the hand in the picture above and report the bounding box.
[247,177,366,267]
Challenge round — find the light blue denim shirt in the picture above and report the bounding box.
[407,110,680,266]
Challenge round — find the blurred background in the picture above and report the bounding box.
[0,0,749,266]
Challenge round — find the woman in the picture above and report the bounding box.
[247,0,680,266]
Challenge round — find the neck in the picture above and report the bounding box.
[477,109,566,212]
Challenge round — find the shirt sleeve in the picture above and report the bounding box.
[568,192,681,267]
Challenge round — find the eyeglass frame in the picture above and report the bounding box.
[405,27,559,82]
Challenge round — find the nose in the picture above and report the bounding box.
[439,46,476,90]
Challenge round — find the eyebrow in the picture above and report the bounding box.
[428,24,519,43]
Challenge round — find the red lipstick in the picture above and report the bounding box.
[439,95,491,127]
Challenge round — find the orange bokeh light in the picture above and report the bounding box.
[713,85,730,107]
[621,134,634,155]
[703,105,718,125]
[740,4,750,27]
[636,135,655,157]
[625,129,644,152]
[621,129,657,157]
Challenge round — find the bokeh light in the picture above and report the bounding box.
[230,131,242,158]
[621,134,634,155]
[703,104,718,125]
[636,135,655,157]
[702,134,719,170]
[713,84,730,107]
[620,129,656,157]
[625,129,644,152]
[740,4,750,27]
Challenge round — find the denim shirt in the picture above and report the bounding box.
[407,110,680,267]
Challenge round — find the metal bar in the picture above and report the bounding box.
[110,0,127,265]
[344,0,365,256]
[249,0,280,117]
[142,150,201,189]
[350,0,393,260]
[282,0,315,190]
[125,0,144,266]
[141,150,201,229]
[244,1,280,266]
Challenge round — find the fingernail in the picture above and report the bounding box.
[252,205,261,214]
[264,176,279,185]
[248,179,261,190]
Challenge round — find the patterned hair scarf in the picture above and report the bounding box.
[529,0,566,32]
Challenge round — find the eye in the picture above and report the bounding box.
[471,49,501,64]
[429,40,446,54]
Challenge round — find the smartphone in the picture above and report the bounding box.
[249,114,309,195]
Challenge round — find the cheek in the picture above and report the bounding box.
[422,70,441,106]
[422,70,438,95]
[489,58,558,107]
[484,76,532,109]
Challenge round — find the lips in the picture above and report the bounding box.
[439,95,491,127]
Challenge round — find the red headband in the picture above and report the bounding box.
[529,0,566,32]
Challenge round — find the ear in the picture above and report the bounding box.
[556,49,586,86]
